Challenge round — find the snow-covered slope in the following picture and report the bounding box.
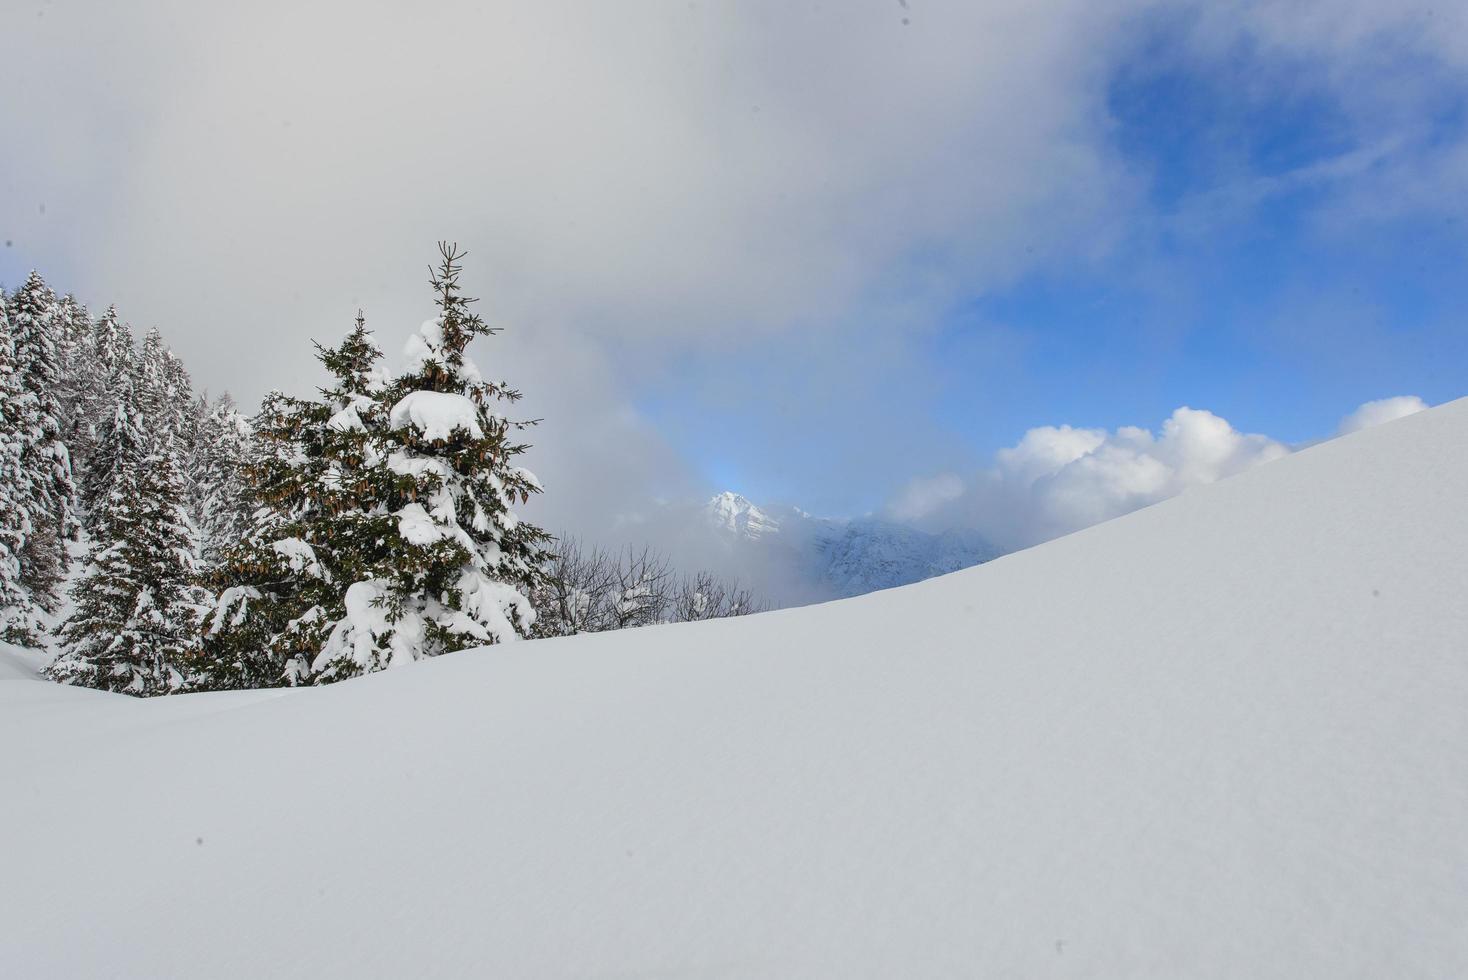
[4,399,1468,978]
[701,491,997,600]
[0,640,48,681]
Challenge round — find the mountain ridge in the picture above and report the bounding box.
[699,490,998,601]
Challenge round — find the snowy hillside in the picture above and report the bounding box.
[700,490,997,600]
[4,398,1467,978]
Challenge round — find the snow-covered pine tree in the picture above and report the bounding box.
[188,393,255,568]
[313,244,549,682]
[52,293,93,479]
[163,348,198,452]
[75,303,135,472]
[53,294,92,371]
[199,320,400,689]
[75,306,135,510]
[135,325,167,412]
[81,366,150,536]
[48,432,201,696]
[183,391,210,521]
[6,272,76,605]
[0,295,38,642]
[193,390,300,688]
[91,306,137,397]
[136,327,194,452]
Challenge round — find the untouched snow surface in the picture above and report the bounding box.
[0,640,48,681]
[4,399,1468,978]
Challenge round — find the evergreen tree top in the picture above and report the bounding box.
[14,270,51,301]
[315,311,387,400]
[8,272,60,380]
[53,294,89,332]
[139,325,166,359]
[94,306,135,360]
[400,243,521,405]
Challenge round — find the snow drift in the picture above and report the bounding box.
[3,399,1467,978]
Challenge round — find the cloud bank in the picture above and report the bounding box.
[1337,396,1429,435]
[891,397,1431,553]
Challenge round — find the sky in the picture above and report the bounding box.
[2,0,1465,549]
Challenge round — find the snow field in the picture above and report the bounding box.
[2,398,1466,978]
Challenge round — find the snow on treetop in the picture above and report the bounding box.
[343,323,383,353]
[326,395,380,433]
[271,538,327,580]
[225,411,253,438]
[414,317,443,350]
[386,450,452,482]
[395,503,447,546]
[512,466,542,492]
[402,317,483,384]
[389,390,483,441]
[402,318,447,379]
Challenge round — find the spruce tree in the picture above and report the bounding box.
[184,391,211,521]
[0,295,37,642]
[136,327,167,405]
[48,434,200,696]
[202,247,550,688]
[81,368,149,533]
[200,320,398,688]
[313,244,548,681]
[188,393,255,569]
[163,348,198,453]
[133,327,191,449]
[6,272,76,607]
[52,294,93,479]
[92,306,137,395]
[193,390,296,688]
[75,305,137,495]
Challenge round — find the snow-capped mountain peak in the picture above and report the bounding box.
[704,491,781,540]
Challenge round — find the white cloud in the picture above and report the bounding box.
[1337,396,1429,435]
[0,0,1142,377]
[888,473,967,524]
[893,399,1426,552]
[983,407,1289,549]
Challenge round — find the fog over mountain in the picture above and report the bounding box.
[677,491,997,606]
[542,396,1428,609]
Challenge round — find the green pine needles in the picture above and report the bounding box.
[198,244,550,688]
